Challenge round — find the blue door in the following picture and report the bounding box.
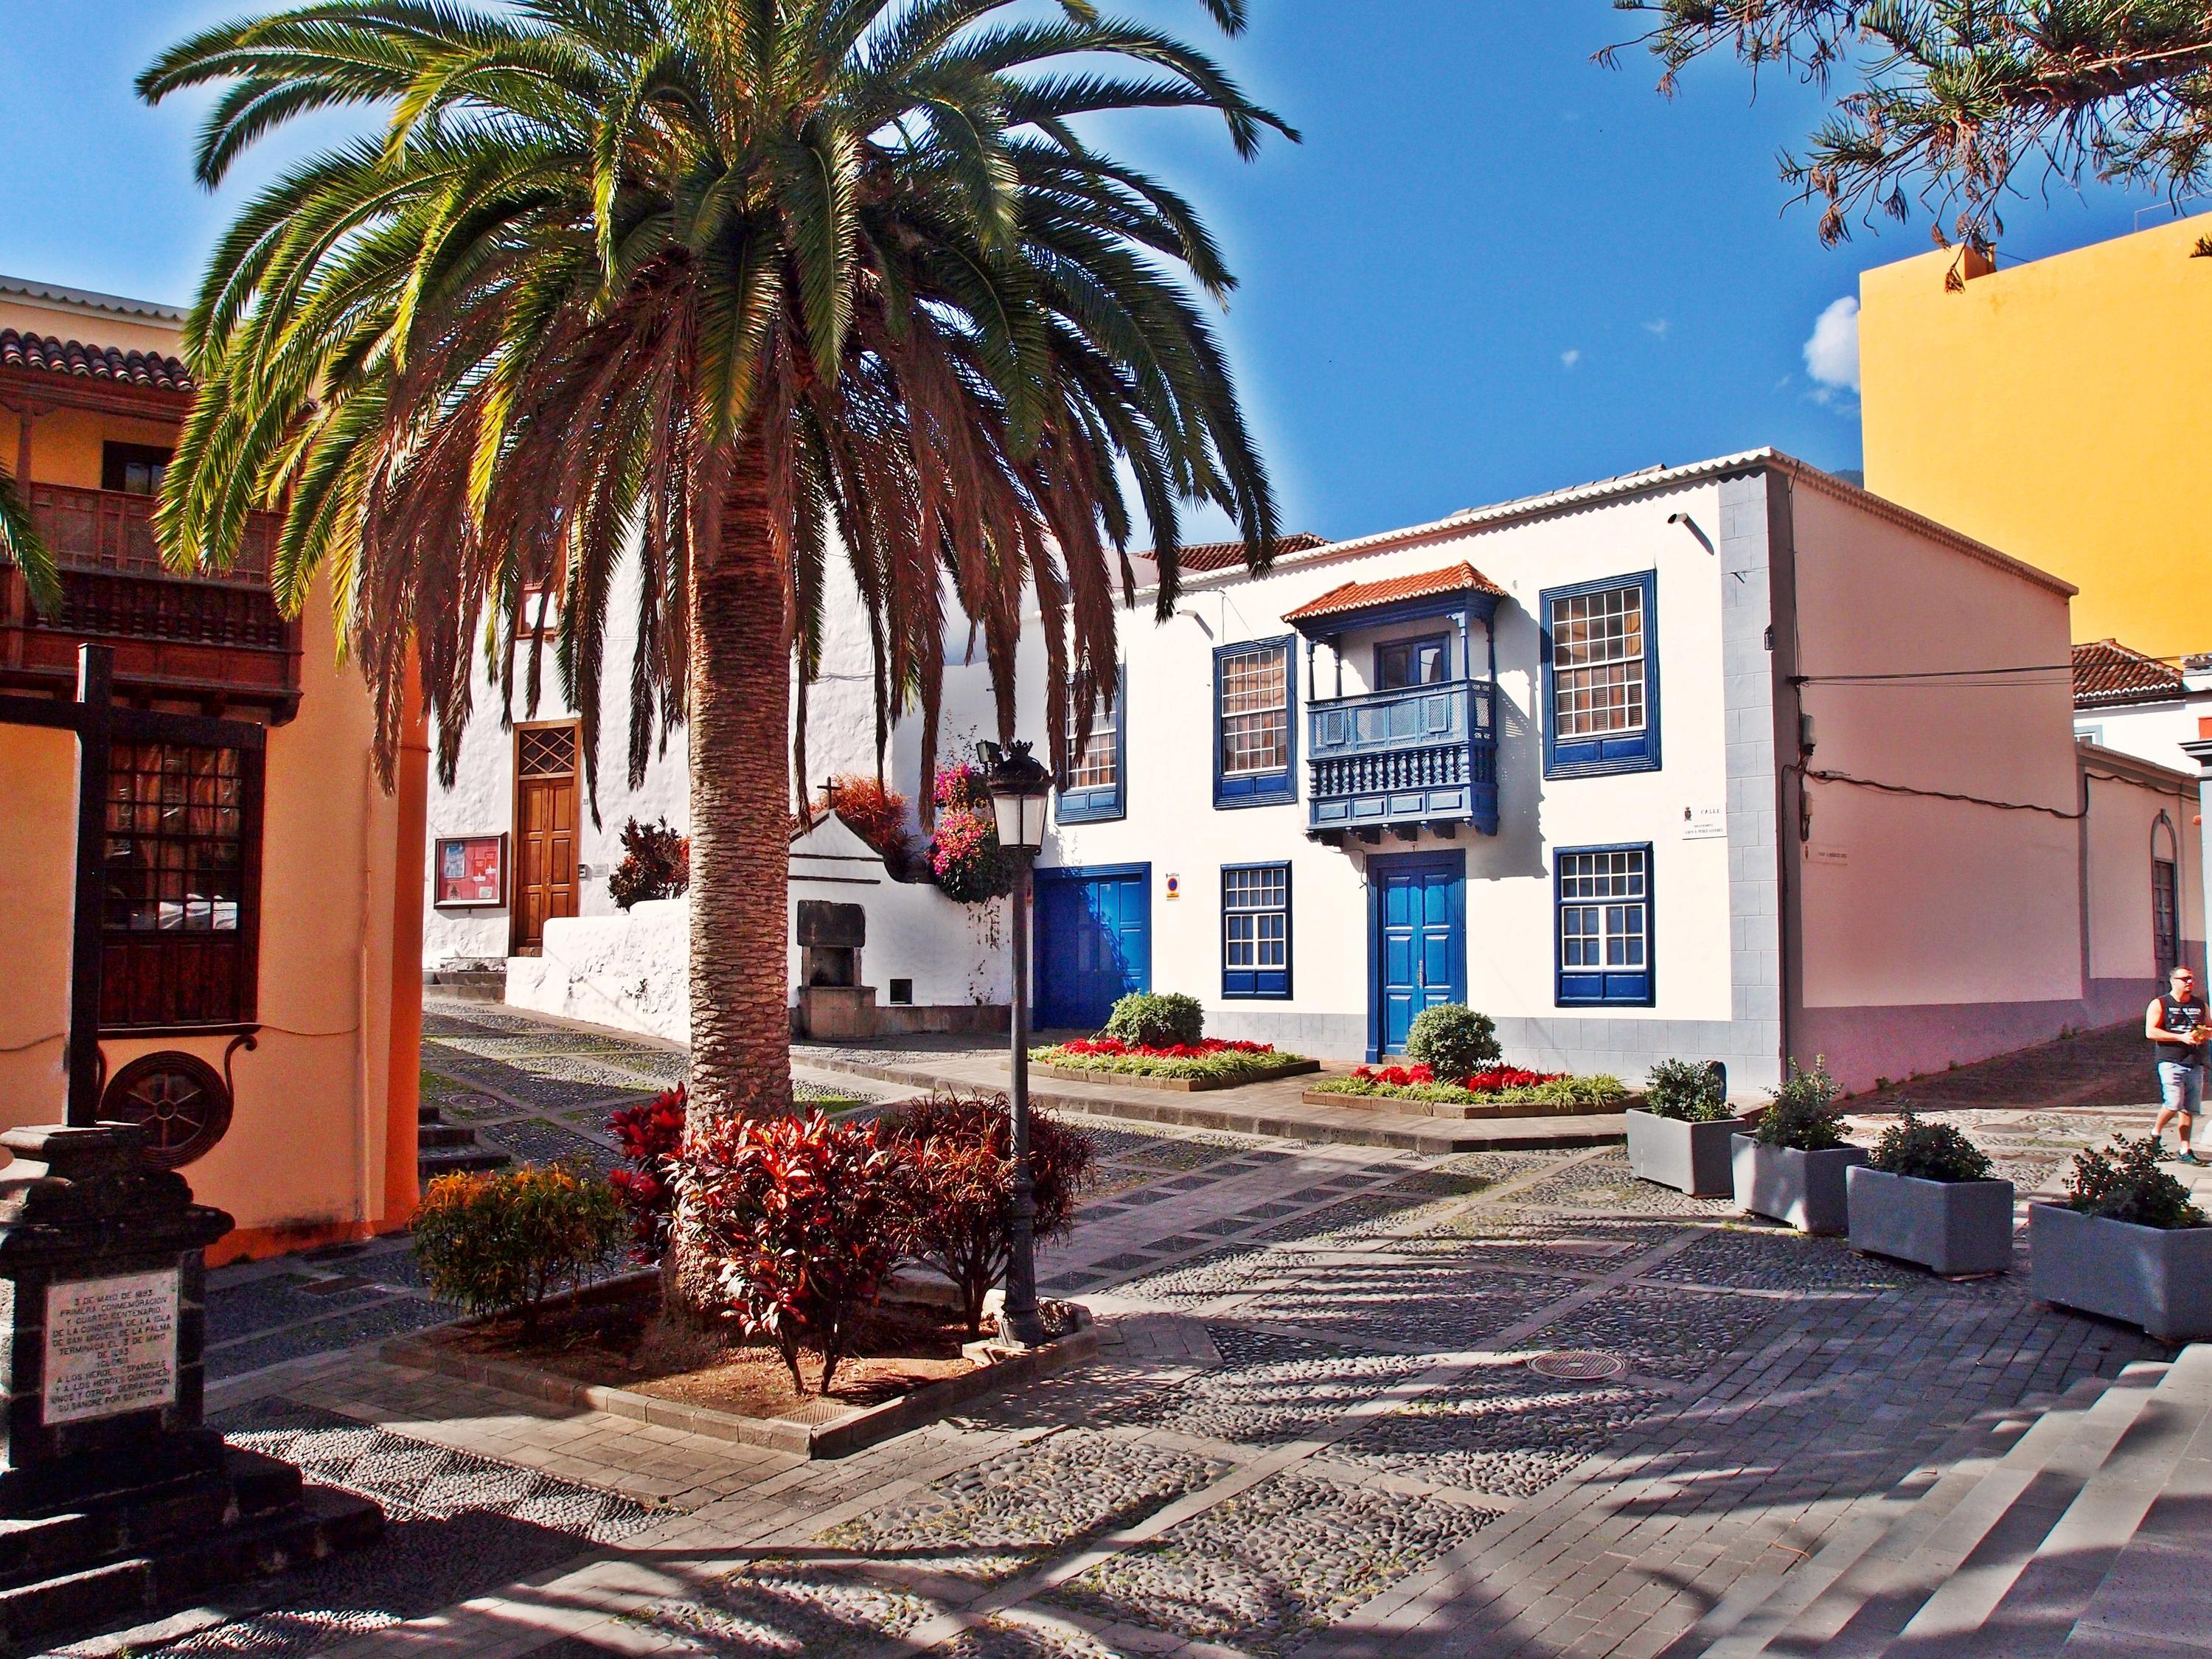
[1036,864,1151,1031]
[1370,850,1466,1058]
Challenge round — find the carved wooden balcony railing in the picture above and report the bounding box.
[1306,680,1499,841]
[0,485,299,720]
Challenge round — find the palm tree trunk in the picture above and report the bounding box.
[664,436,797,1321]
[686,436,797,1126]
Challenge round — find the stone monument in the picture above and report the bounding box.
[0,648,381,1646]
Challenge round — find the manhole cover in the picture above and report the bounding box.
[1528,1350,1628,1382]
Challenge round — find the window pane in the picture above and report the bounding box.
[1065,675,1120,791]
[1550,585,1646,738]
[1557,849,1649,994]
[1220,647,1288,774]
[102,740,257,1026]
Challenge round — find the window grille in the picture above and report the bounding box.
[1220,646,1289,776]
[1556,846,1652,1005]
[1222,863,1291,997]
[1549,586,1646,738]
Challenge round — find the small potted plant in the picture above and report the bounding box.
[1732,1057,1865,1234]
[1846,1110,2014,1276]
[2030,1135,2212,1342]
[1627,1059,1747,1197]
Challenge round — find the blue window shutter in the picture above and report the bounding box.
[1213,637,1298,809]
[1553,843,1656,1007]
[1057,668,1125,824]
[1221,861,1293,999]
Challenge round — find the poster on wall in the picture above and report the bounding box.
[435,835,507,907]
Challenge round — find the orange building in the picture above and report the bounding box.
[0,275,425,1262]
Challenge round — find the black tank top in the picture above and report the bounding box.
[2154,995,2209,1065]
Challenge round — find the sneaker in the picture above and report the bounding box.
[2181,1151,2205,1167]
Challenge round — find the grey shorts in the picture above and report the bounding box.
[2159,1060,2205,1116]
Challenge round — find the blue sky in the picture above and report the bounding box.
[0,1,2163,543]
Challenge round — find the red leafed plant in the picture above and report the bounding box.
[606,1085,686,1261]
[676,1111,904,1394]
[880,1091,1096,1337]
[1352,1063,1565,1091]
[816,774,911,868]
[1058,1037,1275,1059]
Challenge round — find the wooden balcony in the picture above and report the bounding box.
[1306,680,1498,842]
[0,484,299,720]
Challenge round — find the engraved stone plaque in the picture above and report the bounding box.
[42,1269,181,1425]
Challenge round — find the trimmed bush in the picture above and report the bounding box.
[679,1111,904,1394]
[1643,1059,1733,1123]
[607,1085,686,1261]
[1754,1057,1848,1151]
[1869,1109,1994,1183]
[2065,1134,2209,1230]
[411,1164,629,1337]
[1405,1004,1502,1083]
[608,815,689,908]
[1312,1069,1627,1107]
[881,1091,1097,1336]
[1102,992,1204,1049]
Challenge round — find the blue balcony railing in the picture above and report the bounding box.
[1305,681,1498,838]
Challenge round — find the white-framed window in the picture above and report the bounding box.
[1222,862,1290,998]
[1219,644,1290,776]
[1556,844,1653,1005]
[1550,585,1646,738]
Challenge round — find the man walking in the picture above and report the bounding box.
[2148,964,2211,1165]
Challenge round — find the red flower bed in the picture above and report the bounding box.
[1058,1036,1276,1059]
[1351,1062,1565,1091]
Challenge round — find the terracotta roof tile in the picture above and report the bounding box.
[1282,560,1505,625]
[2073,639,2186,708]
[1147,532,1327,572]
[0,330,193,393]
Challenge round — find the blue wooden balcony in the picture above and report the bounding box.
[1305,680,1498,841]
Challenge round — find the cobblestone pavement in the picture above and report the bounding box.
[121,1011,2212,1659]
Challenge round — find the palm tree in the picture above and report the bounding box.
[140,1,1289,1142]
[0,463,57,613]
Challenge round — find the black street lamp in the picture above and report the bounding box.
[980,737,1053,1348]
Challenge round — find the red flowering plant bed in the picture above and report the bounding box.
[1029,1033,1317,1083]
[1313,1060,1627,1107]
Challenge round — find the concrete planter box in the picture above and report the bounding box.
[1846,1166,2015,1276]
[1732,1135,1868,1234]
[1627,1110,1750,1197]
[2029,1203,2212,1342]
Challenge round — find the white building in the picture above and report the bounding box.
[427,449,2202,1096]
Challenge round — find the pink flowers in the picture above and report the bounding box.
[1061,1036,1275,1059]
[1351,1062,1564,1091]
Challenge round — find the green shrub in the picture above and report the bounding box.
[1405,1004,1501,1082]
[1312,1072,1627,1107]
[2065,1135,2209,1230]
[1753,1057,1848,1152]
[1869,1110,1994,1183]
[411,1164,629,1337]
[1642,1059,1733,1122]
[1102,992,1204,1048]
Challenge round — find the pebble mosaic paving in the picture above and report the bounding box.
[131,1004,2203,1659]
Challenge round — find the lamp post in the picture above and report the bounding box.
[981,737,1053,1349]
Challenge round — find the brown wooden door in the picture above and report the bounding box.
[512,724,579,955]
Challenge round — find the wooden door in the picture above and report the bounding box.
[1034,866,1150,1031]
[512,724,579,955]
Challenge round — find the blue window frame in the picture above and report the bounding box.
[1540,571,1660,778]
[1057,667,1124,824]
[1555,844,1654,1006]
[1222,862,1292,998]
[1214,636,1297,807]
[1374,634,1449,690]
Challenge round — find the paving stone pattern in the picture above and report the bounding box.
[124,1005,2210,1659]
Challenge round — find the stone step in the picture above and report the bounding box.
[417,1143,509,1180]
[417,1122,479,1149]
[2059,1345,2212,1654]
[1685,1364,2166,1659]
[1895,1343,2212,1658]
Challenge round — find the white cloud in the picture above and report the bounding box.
[1644,319,1670,339]
[1803,296,1860,394]
[1560,348,1582,370]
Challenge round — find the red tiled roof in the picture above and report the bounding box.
[1282,560,1505,625]
[1147,532,1327,572]
[0,330,194,393]
[2073,639,2187,709]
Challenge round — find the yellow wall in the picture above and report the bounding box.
[1859,216,2212,657]
[0,288,423,1259]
